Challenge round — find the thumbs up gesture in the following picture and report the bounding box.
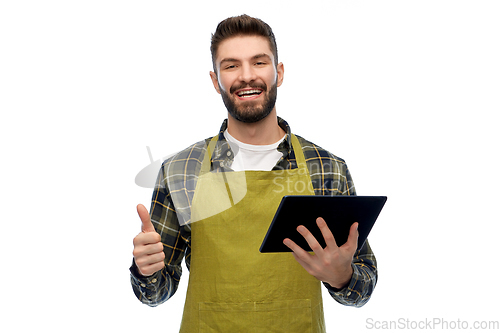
[132,204,165,277]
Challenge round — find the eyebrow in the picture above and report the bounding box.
[252,53,272,61]
[220,53,272,65]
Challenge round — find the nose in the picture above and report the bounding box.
[238,63,257,83]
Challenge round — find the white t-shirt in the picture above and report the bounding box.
[224,129,286,172]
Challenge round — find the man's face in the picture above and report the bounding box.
[210,35,284,123]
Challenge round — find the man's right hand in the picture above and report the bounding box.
[132,204,165,277]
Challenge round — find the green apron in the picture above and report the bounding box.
[179,134,326,333]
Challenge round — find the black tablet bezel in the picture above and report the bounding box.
[259,195,387,253]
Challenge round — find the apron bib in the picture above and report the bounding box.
[179,134,326,333]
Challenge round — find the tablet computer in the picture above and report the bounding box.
[259,195,387,253]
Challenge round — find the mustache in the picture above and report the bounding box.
[229,82,267,95]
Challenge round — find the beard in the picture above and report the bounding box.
[220,81,278,123]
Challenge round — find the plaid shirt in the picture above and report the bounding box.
[130,117,377,308]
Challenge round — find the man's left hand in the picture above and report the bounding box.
[283,218,358,290]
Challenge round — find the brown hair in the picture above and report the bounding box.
[210,14,278,71]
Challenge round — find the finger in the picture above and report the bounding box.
[296,225,324,255]
[344,222,359,251]
[141,241,164,256]
[136,250,165,266]
[137,204,155,233]
[137,260,165,277]
[290,251,311,271]
[133,232,161,248]
[283,237,311,260]
[133,241,164,267]
[284,239,316,275]
[316,217,338,249]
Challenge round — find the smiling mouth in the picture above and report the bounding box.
[235,89,264,99]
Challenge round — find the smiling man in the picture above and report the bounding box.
[210,33,285,147]
[212,37,281,125]
[131,14,377,333]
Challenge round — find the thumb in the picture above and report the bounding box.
[137,204,155,233]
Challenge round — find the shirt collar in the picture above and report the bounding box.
[210,117,293,171]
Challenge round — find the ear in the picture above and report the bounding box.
[276,62,284,87]
[209,71,221,94]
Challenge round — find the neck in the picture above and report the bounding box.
[226,109,285,145]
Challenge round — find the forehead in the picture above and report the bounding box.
[215,35,274,64]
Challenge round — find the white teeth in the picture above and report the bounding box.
[237,89,262,96]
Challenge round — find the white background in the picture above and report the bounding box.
[1,1,499,332]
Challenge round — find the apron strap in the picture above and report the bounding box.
[200,135,219,175]
[290,133,307,167]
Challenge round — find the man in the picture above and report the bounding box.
[131,14,377,332]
